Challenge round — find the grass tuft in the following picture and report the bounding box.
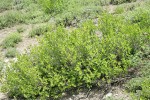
[2,32,22,49]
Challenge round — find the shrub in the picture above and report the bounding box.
[5,48,17,58]
[2,32,22,49]
[125,5,150,31]
[98,13,148,54]
[2,16,141,99]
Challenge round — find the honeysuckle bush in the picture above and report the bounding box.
[1,13,149,99]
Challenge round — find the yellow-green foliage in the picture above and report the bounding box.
[2,13,149,99]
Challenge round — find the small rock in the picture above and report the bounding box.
[13,58,18,62]
[103,93,113,99]
[0,93,8,100]
[4,59,9,63]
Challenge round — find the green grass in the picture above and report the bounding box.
[0,0,13,12]
[1,32,22,49]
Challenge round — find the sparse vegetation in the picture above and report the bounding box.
[0,11,25,29]
[29,24,53,37]
[2,32,22,49]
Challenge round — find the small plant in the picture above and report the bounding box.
[17,27,24,33]
[29,25,52,37]
[0,11,25,29]
[114,6,124,14]
[2,32,22,49]
[5,48,17,58]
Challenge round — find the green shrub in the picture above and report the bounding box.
[125,5,150,32]
[99,13,148,54]
[5,48,17,58]
[2,33,22,49]
[2,16,142,99]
